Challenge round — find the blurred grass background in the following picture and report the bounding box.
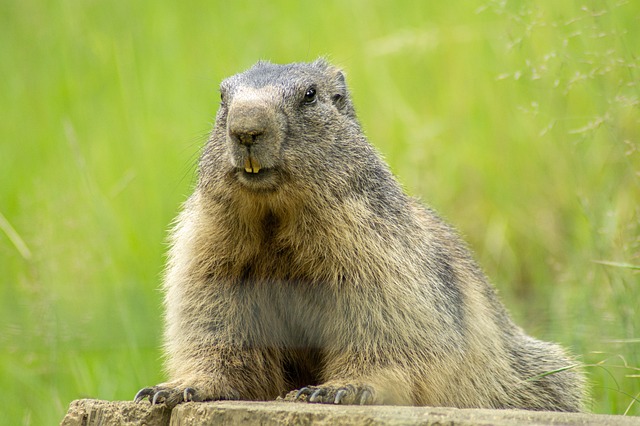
[1,0,638,423]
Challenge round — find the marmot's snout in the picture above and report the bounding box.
[225,87,285,188]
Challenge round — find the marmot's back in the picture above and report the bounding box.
[135,60,586,411]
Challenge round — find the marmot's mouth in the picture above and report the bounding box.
[235,166,279,192]
[233,153,281,190]
[244,155,261,174]
[236,163,274,180]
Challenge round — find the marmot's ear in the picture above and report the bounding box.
[331,69,355,117]
[331,71,347,109]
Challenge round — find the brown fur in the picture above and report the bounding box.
[135,59,585,411]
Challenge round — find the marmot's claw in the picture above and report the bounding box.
[134,387,155,403]
[358,389,373,405]
[295,387,313,400]
[293,384,374,405]
[183,387,199,402]
[152,390,170,405]
[134,386,198,407]
[308,388,327,403]
[334,389,348,404]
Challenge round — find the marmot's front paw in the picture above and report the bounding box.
[134,385,200,408]
[290,384,374,405]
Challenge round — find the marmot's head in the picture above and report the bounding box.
[199,60,370,195]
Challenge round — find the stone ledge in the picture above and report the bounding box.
[61,399,640,426]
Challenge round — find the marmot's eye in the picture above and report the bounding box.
[303,87,317,104]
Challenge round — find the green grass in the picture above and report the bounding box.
[1,0,638,423]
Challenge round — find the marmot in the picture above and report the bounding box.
[135,59,585,411]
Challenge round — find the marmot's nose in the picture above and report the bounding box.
[229,129,264,146]
[228,102,271,147]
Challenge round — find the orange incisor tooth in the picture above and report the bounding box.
[249,156,261,173]
[244,157,252,173]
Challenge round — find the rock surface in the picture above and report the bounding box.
[61,399,640,426]
[60,399,171,425]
